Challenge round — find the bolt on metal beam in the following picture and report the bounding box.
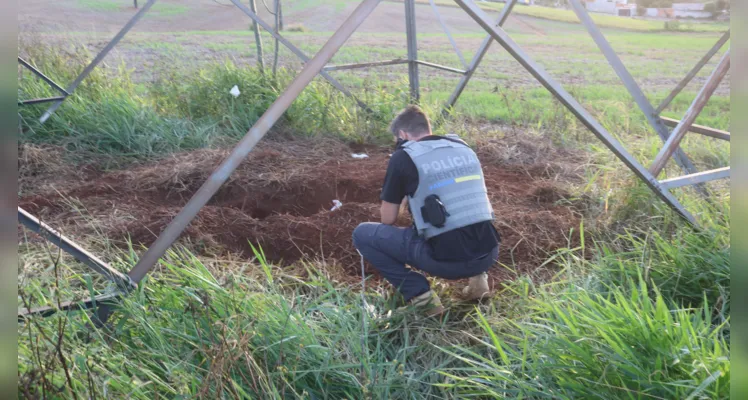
[125,0,383,286]
[568,0,701,179]
[655,30,730,115]
[39,0,158,123]
[453,0,695,225]
[442,0,516,116]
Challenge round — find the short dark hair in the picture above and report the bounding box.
[390,105,431,137]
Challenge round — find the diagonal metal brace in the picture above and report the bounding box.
[568,0,701,180]
[39,0,158,123]
[18,57,70,96]
[18,207,136,291]
[229,0,372,112]
[428,0,468,69]
[656,30,730,115]
[18,293,123,321]
[453,0,696,225]
[650,49,730,177]
[442,0,517,116]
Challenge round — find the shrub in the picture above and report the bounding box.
[664,20,682,31]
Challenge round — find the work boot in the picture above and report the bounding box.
[462,272,490,301]
[401,290,445,317]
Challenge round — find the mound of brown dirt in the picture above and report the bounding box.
[20,138,584,288]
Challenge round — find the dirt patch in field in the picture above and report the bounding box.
[20,136,584,289]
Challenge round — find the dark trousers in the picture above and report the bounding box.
[352,222,499,301]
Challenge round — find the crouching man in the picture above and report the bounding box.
[352,105,500,317]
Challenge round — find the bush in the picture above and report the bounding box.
[664,20,682,31]
[284,23,308,32]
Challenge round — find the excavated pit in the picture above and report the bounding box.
[19,138,584,285]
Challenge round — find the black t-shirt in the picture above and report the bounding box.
[380,135,500,261]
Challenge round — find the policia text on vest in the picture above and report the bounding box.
[402,135,494,240]
[421,155,480,190]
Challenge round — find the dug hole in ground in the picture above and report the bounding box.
[19,130,586,297]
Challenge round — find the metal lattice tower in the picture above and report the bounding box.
[18,0,730,322]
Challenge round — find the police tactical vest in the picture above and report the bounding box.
[402,135,494,239]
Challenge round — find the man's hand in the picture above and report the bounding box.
[380,201,400,225]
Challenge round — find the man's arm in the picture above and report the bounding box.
[379,150,414,225]
[380,201,399,225]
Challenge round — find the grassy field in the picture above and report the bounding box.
[420,0,729,32]
[76,0,190,16]
[17,14,730,400]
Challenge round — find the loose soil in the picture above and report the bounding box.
[20,135,584,290]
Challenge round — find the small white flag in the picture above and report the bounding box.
[229,85,241,97]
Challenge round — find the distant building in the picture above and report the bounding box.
[672,2,713,18]
[488,0,534,6]
[642,3,715,19]
[644,7,674,18]
[583,0,637,16]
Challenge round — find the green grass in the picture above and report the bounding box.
[286,0,352,13]
[17,27,730,399]
[17,206,730,398]
[18,43,408,157]
[75,0,189,16]
[18,36,729,175]
[76,0,121,12]
[443,277,729,398]
[149,2,189,17]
